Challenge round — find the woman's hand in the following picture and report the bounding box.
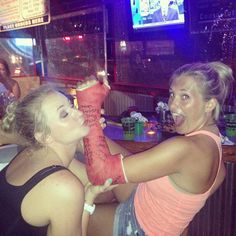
[99,108,107,129]
[84,178,118,203]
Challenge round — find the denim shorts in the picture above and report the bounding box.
[113,191,146,236]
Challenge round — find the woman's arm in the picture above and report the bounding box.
[69,138,136,203]
[69,134,131,184]
[36,171,85,236]
[11,80,21,99]
[122,136,190,182]
[82,179,116,236]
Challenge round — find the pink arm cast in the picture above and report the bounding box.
[76,81,127,185]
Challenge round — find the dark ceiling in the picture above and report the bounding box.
[50,0,104,16]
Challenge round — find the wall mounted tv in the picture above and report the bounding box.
[129,0,186,32]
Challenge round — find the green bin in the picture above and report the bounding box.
[224,114,236,139]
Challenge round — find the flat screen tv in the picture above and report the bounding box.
[129,0,186,32]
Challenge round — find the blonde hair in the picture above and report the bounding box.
[2,85,57,147]
[169,62,234,121]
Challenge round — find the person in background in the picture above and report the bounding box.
[152,0,179,22]
[0,58,21,99]
[75,62,234,236]
[0,85,115,236]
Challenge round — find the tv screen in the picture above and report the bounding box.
[129,0,186,31]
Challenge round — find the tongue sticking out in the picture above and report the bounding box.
[174,115,184,126]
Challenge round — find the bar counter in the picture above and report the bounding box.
[104,123,236,163]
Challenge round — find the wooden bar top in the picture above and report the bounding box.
[104,124,236,163]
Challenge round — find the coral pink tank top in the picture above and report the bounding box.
[134,131,222,236]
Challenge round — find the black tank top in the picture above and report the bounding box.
[0,165,67,236]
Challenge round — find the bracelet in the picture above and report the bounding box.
[84,202,96,215]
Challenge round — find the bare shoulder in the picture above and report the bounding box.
[162,133,218,157]
[163,135,194,147]
[164,134,221,193]
[23,168,84,207]
[22,169,84,234]
[43,170,84,235]
[42,169,84,198]
[158,135,197,158]
[156,134,216,167]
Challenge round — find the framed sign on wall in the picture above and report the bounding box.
[0,0,50,32]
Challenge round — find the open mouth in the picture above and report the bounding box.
[171,113,185,126]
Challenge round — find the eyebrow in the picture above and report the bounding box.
[169,89,193,96]
[56,99,71,111]
[180,88,191,92]
[57,104,65,111]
